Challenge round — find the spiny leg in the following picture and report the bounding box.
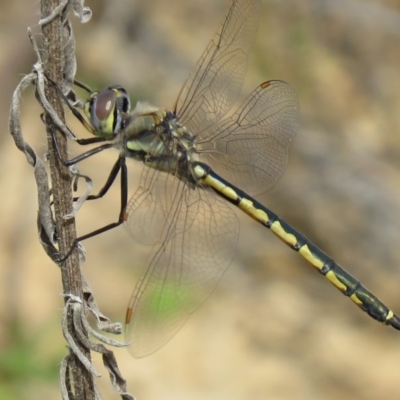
[43,77,130,259]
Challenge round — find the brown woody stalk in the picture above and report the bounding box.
[40,0,95,399]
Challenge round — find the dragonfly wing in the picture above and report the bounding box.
[198,80,300,196]
[124,184,239,358]
[174,0,261,134]
[125,165,194,246]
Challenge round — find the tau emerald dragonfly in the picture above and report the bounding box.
[52,0,400,357]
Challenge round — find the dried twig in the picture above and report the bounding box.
[9,1,135,399]
[40,0,95,398]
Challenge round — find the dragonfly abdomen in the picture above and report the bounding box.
[193,161,400,331]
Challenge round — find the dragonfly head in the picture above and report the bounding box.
[84,85,131,138]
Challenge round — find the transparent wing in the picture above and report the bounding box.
[125,165,196,247]
[124,175,239,358]
[197,80,300,196]
[174,0,261,134]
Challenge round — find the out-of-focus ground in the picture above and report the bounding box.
[2,0,400,399]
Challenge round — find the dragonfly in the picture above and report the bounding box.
[52,0,400,358]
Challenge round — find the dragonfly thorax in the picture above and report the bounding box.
[122,102,198,182]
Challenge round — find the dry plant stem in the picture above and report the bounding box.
[40,0,95,399]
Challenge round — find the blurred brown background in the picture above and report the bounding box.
[2,0,400,399]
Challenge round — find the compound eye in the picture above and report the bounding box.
[93,89,115,123]
[90,89,116,136]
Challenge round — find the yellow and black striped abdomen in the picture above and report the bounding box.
[192,161,400,330]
